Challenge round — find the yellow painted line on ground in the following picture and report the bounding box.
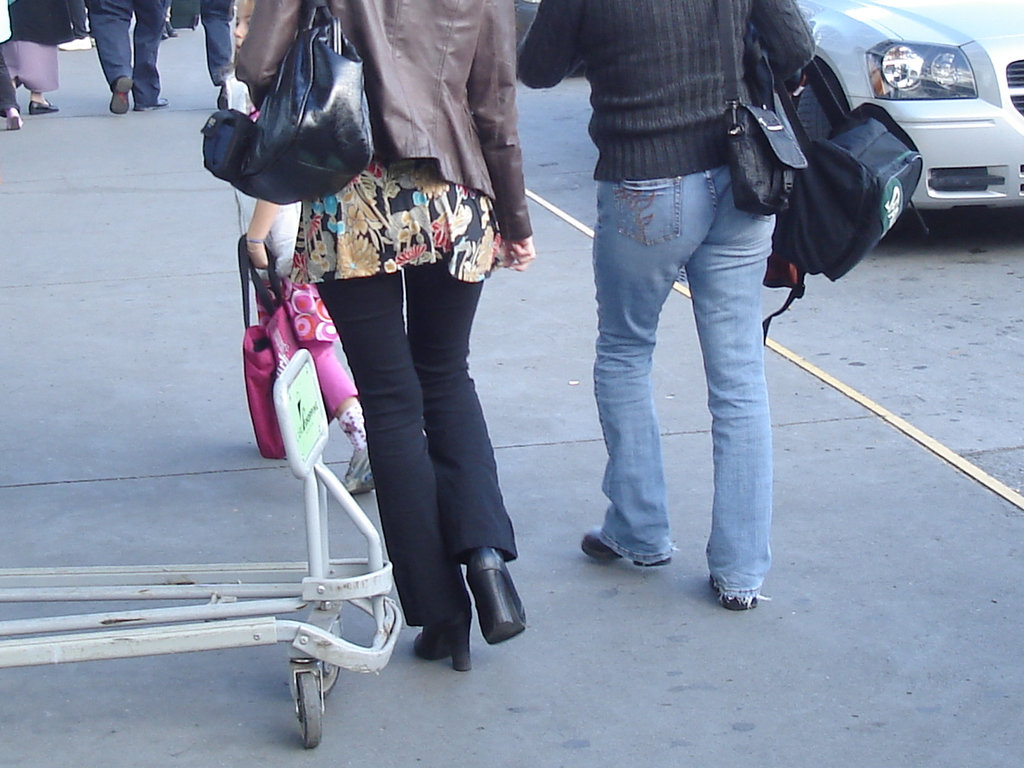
[526,189,595,238]
[757,315,1024,512]
[525,187,1024,512]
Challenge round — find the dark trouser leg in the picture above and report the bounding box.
[129,0,167,106]
[317,271,471,628]
[68,0,90,37]
[199,0,233,86]
[0,50,18,114]
[404,262,516,563]
[86,0,134,88]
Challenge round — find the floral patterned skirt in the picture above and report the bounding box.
[292,159,504,285]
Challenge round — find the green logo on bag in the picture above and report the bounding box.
[880,176,903,236]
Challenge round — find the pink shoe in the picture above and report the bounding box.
[5,108,23,131]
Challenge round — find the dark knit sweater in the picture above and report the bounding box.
[518,0,815,182]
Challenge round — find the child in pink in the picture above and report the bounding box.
[228,0,372,493]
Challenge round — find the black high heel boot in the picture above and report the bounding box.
[466,547,526,645]
[413,614,472,671]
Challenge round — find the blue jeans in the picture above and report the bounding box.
[87,0,167,106]
[592,166,774,596]
[200,0,233,86]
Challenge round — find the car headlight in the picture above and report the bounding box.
[867,42,977,99]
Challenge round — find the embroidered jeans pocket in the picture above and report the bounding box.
[613,178,681,246]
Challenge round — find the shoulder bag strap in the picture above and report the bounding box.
[304,0,336,34]
[774,78,811,149]
[805,59,851,127]
[773,58,851,149]
[762,277,806,341]
[305,0,345,54]
[763,83,809,342]
[239,235,253,328]
[238,235,280,327]
[717,0,741,109]
[265,247,285,304]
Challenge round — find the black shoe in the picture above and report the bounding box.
[581,527,671,567]
[133,97,169,112]
[28,100,59,115]
[709,575,758,611]
[413,614,471,671]
[581,528,621,562]
[162,21,177,39]
[109,76,132,114]
[466,547,526,645]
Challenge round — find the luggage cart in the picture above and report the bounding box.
[0,350,402,748]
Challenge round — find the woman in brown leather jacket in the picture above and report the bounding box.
[237,0,536,672]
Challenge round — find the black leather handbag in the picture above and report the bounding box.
[202,0,373,204]
[718,0,807,217]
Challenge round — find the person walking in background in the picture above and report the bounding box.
[59,0,93,50]
[86,0,169,113]
[520,0,814,610]
[0,48,19,129]
[241,197,376,494]
[0,2,21,129]
[2,0,74,115]
[226,0,373,494]
[199,0,232,107]
[238,0,536,671]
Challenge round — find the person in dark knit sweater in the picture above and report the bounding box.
[519,0,814,610]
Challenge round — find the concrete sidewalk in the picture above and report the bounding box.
[1,29,1022,768]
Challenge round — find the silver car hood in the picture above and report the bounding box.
[801,0,1023,46]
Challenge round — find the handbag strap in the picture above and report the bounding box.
[774,78,811,151]
[301,0,343,53]
[760,81,809,342]
[804,60,851,127]
[717,0,742,109]
[762,277,805,341]
[238,235,281,328]
[239,236,253,327]
[301,0,328,27]
[773,58,853,153]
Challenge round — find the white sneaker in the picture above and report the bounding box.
[343,448,374,495]
[59,37,93,51]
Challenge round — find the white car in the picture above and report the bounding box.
[799,0,1024,209]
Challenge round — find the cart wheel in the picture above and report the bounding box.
[295,670,323,749]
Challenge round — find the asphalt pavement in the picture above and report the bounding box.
[1,28,1023,767]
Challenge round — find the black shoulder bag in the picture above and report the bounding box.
[202,0,373,204]
[718,0,807,217]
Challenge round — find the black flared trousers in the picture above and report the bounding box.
[317,261,516,627]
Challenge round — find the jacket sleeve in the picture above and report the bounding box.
[467,0,532,242]
[235,0,303,108]
[751,0,816,80]
[517,0,584,89]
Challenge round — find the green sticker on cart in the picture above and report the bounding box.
[285,358,326,465]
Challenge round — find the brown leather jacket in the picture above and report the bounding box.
[237,0,532,242]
